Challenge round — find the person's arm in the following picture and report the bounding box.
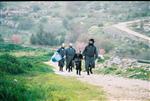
[65,49,67,56]
[63,49,66,59]
[73,48,76,60]
[82,46,87,56]
[95,47,98,59]
[73,54,76,60]
[57,48,60,53]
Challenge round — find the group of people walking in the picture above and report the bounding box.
[57,38,98,75]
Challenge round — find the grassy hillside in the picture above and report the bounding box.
[0,1,150,45]
[0,43,107,101]
[0,2,150,60]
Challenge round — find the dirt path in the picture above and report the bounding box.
[44,61,150,101]
[113,20,150,44]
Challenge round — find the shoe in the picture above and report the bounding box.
[90,68,93,74]
[79,71,81,75]
[59,67,61,71]
[87,71,90,75]
[76,71,78,75]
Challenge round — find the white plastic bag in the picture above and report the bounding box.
[50,52,62,62]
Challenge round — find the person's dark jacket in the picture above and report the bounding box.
[73,53,83,70]
[65,47,76,67]
[57,47,66,67]
[82,44,98,68]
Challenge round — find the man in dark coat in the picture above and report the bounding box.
[57,43,66,72]
[65,43,76,72]
[82,39,98,75]
[73,50,83,75]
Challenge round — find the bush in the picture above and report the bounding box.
[30,24,65,46]
[0,54,32,74]
[0,34,3,42]
[18,18,33,30]
[126,68,150,80]
[0,43,35,52]
[97,57,105,63]
[97,67,117,74]
[0,78,46,101]
[96,66,150,80]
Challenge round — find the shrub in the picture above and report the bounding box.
[0,54,32,74]
[0,78,46,101]
[127,68,150,80]
[0,43,35,52]
[96,66,150,80]
[97,67,117,74]
[0,34,4,42]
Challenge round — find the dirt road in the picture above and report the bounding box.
[44,61,150,101]
[113,20,150,43]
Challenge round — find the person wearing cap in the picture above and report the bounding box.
[82,39,98,75]
[65,43,76,72]
[57,43,66,72]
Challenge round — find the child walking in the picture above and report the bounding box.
[73,50,83,75]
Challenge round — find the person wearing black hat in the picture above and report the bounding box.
[82,39,98,75]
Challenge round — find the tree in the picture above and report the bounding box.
[0,2,5,9]
[0,34,4,42]
[30,24,65,46]
[18,18,33,30]
[11,35,22,44]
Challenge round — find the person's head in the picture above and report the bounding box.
[61,43,65,48]
[69,43,73,47]
[88,38,94,45]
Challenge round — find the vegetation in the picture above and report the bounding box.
[97,55,110,63]
[0,35,4,42]
[0,43,107,101]
[0,54,28,74]
[0,42,35,52]
[115,39,150,60]
[0,73,107,101]
[0,2,150,100]
[127,20,150,37]
[30,24,65,46]
[95,66,150,81]
[1,2,150,46]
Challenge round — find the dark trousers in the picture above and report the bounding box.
[58,59,64,71]
[66,60,74,72]
[85,57,95,75]
[75,61,82,75]
[86,63,93,75]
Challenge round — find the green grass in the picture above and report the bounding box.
[95,66,150,81]
[0,42,35,52]
[97,55,110,64]
[0,54,27,74]
[0,42,107,101]
[1,72,107,101]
